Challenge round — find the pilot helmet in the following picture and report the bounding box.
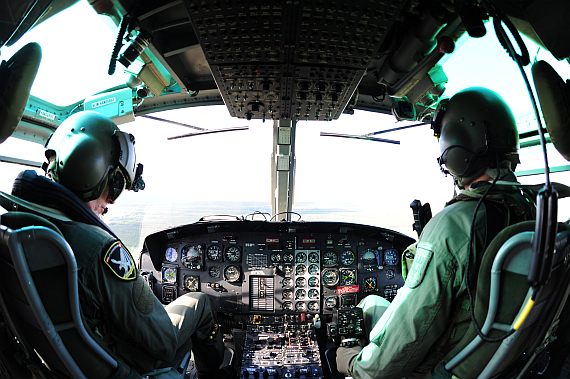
[432,87,519,185]
[44,111,144,203]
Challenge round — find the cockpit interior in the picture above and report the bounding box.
[1,0,570,378]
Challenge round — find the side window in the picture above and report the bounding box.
[0,138,45,195]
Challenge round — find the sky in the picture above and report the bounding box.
[1,2,570,235]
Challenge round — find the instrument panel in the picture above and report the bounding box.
[140,221,415,315]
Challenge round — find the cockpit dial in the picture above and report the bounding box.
[270,252,282,263]
[223,265,241,283]
[308,289,319,299]
[295,277,307,287]
[208,266,220,278]
[165,247,177,262]
[340,250,355,266]
[181,245,203,270]
[207,245,222,261]
[325,296,338,308]
[283,252,294,263]
[184,275,199,291]
[363,276,377,292]
[322,251,338,266]
[308,301,319,312]
[384,249,399,266]
[322,268,339,287]
[295,289,306,300]
[308,264,319,275]
[308,252,319,263]
[283,301,293,311]
[295,264,306,275]
[282,277,293,288]
[296,252,307,263]
[162,267,177,284]
[296,302,307,312]
[339,268,356,286]
[283,289,294,300]
[361,248,380,269]
[224,246,242,263]
[308,276,319,287]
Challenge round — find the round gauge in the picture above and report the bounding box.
[296,302,307,312]
[224,246,242,263]
[295,277,307,287]
[295,264,306,275]
[181,245,203,270]
[308,301,319,312]
[363,276,377,292]
[295,289,306,300]
[384,249,399,266]
[308,289,319,299]
[308,251,319,263]
[325,296,338,308]
[323,251,338,266]
[206,245,222,261]
[283,264,294,274]
[283,289,294,300]
[283,252,294,263]
[361,248,379,268]
[296,252,307,263]
[184,275,199,291]
[308,264,319,275]
[308,276,319,287]
[340,250,355,266]
[282,277,293,288]
[340,269,356,286]
[162,267,176,283]
[223,265,241,282]
[209,266,220,278]
[270,252,282,263]
[283,301,293,311]
[386,269,396,280]
[165,247,178,262]
[322,268,340,287]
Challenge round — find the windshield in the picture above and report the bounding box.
[1,3,569,255]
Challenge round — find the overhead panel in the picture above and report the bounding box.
[183,0,405,121]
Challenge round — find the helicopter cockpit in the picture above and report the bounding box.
[1,0,570,378]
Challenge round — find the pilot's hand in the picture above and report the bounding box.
[336,345,363,375]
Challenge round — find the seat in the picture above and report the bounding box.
[0,211,139,379]
[438,221,570,378]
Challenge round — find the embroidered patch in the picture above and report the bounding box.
[406,246,433,289]
[104,241,136,280]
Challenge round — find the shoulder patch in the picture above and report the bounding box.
[104,241,136,280]
[406,246,433,289]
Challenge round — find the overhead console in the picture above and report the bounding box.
[139,220,415,316]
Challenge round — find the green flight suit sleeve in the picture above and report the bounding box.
[61,222,178,365]
[348,201,486,379]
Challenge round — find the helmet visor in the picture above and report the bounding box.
[107,166,127,202]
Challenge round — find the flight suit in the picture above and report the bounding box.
[337,176,536,379]
[5,170,225,378]
[53,220,224,376]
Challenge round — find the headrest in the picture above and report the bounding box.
[0,42,42,145]
[532,60,570,161]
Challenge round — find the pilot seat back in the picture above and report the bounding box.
[435,221,570,378]
[0,211,139,379]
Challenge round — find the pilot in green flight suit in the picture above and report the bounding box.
[336,88,537,379]
[11,111,232,379]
